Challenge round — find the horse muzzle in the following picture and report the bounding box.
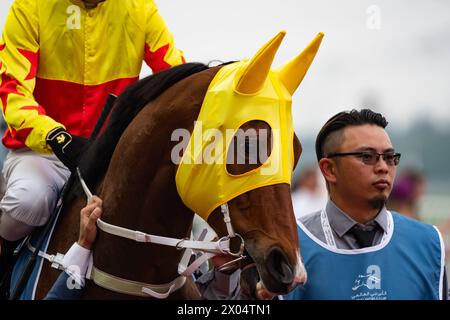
[259,247,307,296]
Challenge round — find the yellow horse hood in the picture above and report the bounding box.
[176,31,324,220]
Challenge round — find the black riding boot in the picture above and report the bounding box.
[0,238,21,300]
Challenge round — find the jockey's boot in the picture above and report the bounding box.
[0,237,21,300]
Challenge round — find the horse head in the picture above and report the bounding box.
[176,31,324,296]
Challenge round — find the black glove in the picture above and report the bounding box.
[46,127,88,172]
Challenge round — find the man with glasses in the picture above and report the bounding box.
[283,109,447,300]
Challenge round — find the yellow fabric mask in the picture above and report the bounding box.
[176,31,324,220]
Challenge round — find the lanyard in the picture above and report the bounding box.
[320,208,391,249]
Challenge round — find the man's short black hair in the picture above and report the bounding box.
[315,109,388,161]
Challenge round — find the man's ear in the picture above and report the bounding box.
[319,158,337,184]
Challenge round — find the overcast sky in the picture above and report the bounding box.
[1,0,449,135]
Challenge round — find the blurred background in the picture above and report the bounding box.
[1,0,449,275]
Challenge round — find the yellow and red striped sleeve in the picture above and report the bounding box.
[143,0,186,73]
[0,0,63,154]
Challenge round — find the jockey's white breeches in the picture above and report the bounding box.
[0,149,70,241]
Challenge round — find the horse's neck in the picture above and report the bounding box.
[92,69,221,288]
[94,166,194,285]
[84,67,221,299]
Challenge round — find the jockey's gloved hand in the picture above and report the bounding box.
[46,127,88,172]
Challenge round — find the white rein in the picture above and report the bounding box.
[75,168,245,298]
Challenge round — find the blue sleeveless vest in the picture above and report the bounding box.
[284,212,444,300]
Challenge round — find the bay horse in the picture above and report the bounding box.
[13,31,323,299]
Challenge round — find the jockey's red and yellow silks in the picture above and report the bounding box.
[0,0,185,153]
[176,31,323,219]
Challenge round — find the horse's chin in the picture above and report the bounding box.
[257,270,306,296]
[239,263,260,299]
[239,255,307,299]
[256,272,307,299]
[240,268,305,300]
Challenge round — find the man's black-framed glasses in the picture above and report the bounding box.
[327,151,401,166]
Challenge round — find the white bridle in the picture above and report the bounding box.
[76,168,246,298]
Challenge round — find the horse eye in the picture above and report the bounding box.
[226,120,272,175]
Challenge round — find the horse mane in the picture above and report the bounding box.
[65,62,209,202]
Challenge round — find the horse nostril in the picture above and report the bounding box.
[266,247,294,285]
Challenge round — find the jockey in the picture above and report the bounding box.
[0,0,185,280]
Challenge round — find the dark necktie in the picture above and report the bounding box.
[349,225,378,248]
